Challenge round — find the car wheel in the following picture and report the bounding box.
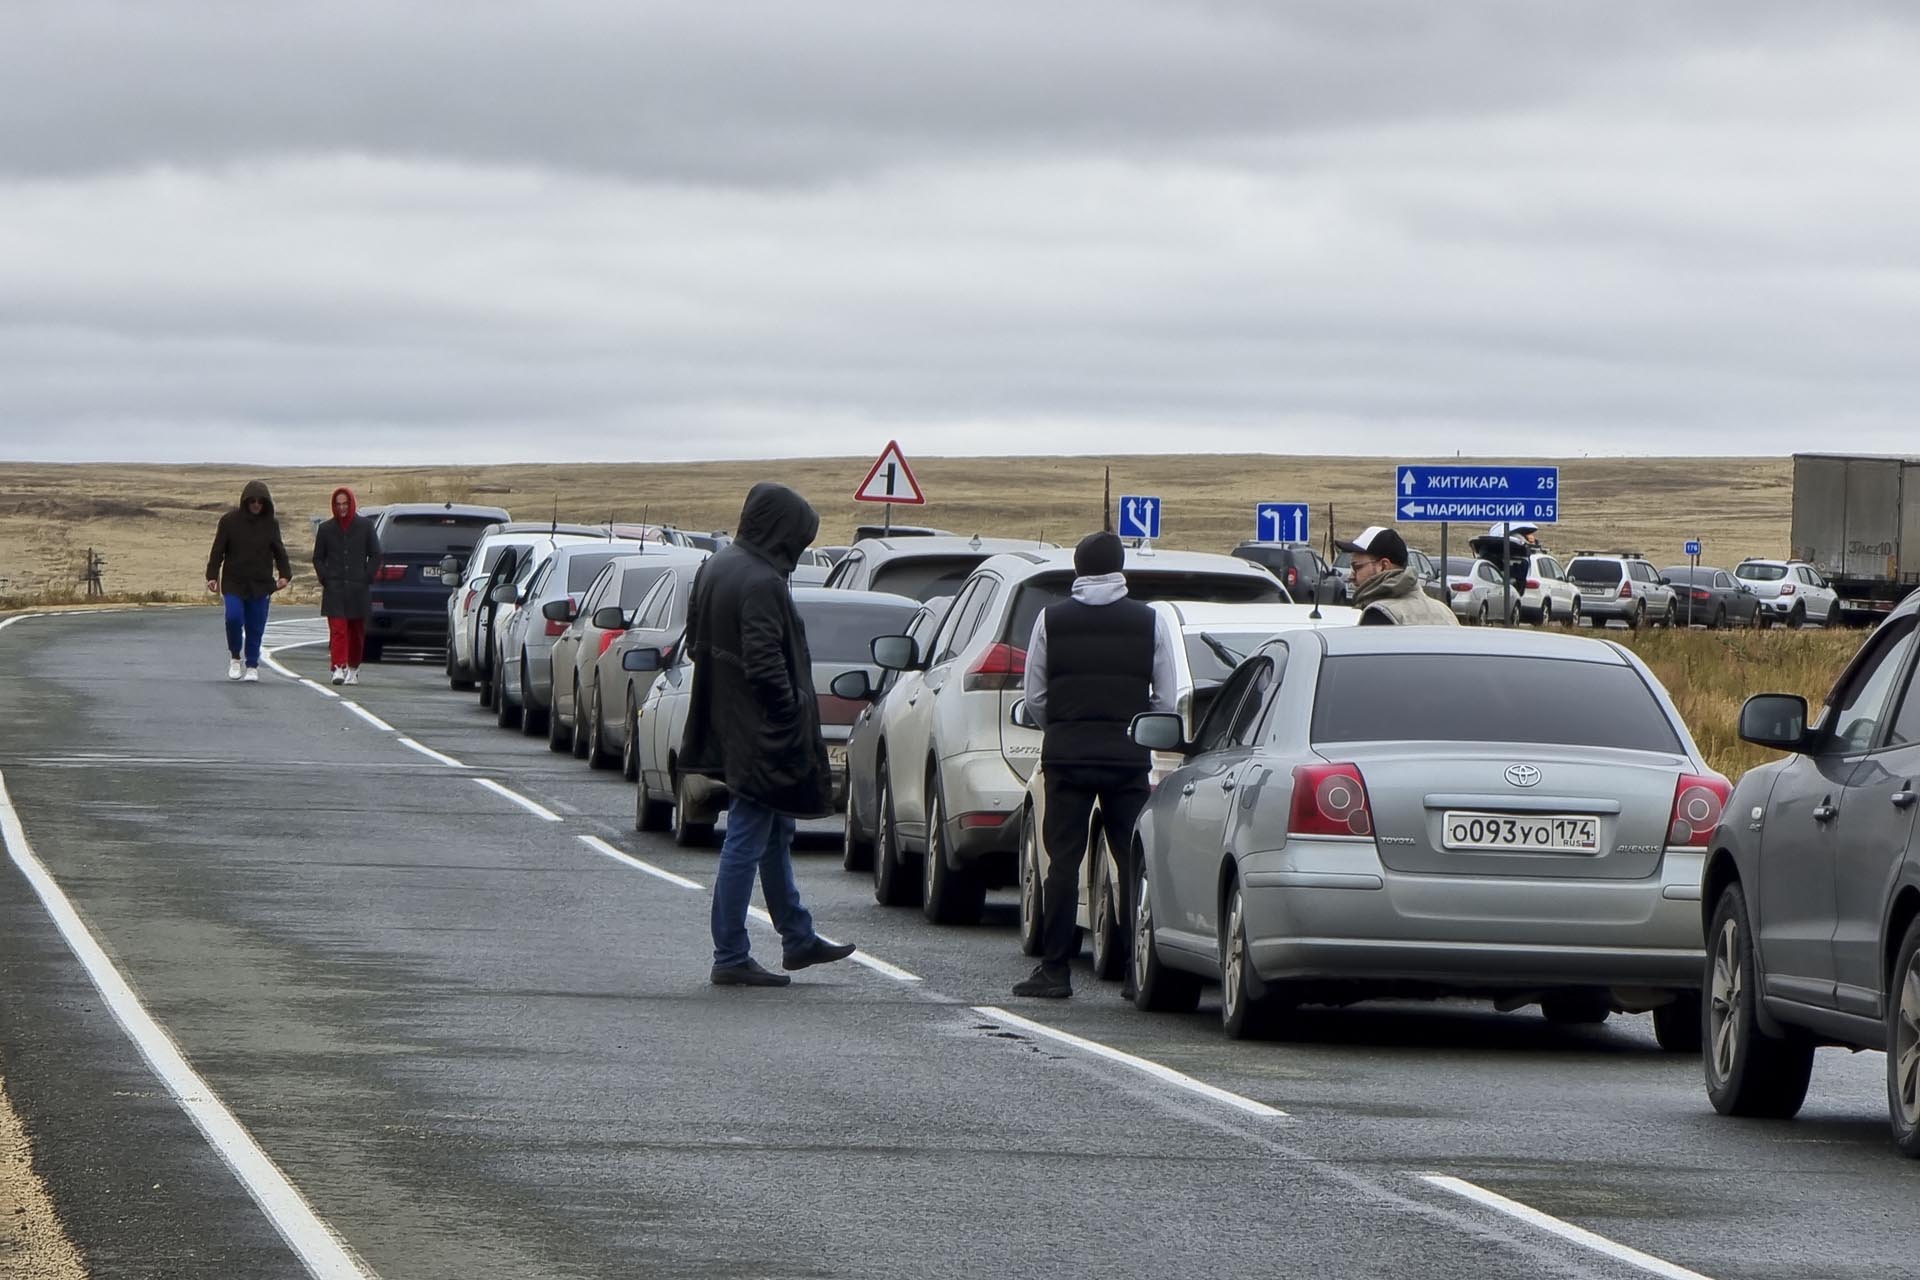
[635,770,672,833]
[621,689,641,782]
[1789,602,1806,630]
[841,782,874,873]
[1629,603,1645,632]
[478,644,495,707]
[493,652,521,730]
[921,773,985,926]
[1132,851,1201,1013]
[1017,805,1044,957]
[1662,602,1678,628]
[1652,991,1704,1054]
[445,642,475,691]
[1476,602,1489,626]
[1887,915,1920,1156]
[1541,991,1610,1025]
[1221,881,1286,1040]
[546,676,572,750]
[522,659,549,737]
[1568,598,1582,629]
[1754,607,1769,630]
[1705,883,1815,1119]
[586,681,616,769]
[569,677,592,758]
[872,768,920,907]
[1089,829,1126,981]
[672,772,714,848]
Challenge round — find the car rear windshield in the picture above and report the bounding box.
[1736,562,1787,581]
[1184,631,1283,686]
[1661,567,1706,584]
[378,515,499,556]
[1004,571,1283,648]
[1568,560,1625,585]
[619,564,675,609]
[798,600,920,662]
[1312,654,1683,753]
[870,556,985,601]
[565,551,628,591]
[1443,557,1479,576]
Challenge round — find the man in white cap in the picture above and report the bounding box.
[1336,526,1459,627]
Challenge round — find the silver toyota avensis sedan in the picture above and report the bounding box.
[1127,626,1727,1047]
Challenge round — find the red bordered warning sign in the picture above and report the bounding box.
[854,441,926,505]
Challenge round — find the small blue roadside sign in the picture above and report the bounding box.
[1117,495,1162,540]
[1394,465,1560,524]
[1684,539,1702,557]
[1256,502,1310,543]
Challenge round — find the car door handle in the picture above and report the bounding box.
[1180,783,1196,798]
[1813,802,1837,823]
[1894,790,1917,810]
[1220,776,1237,793]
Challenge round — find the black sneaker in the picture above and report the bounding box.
[783,938,857,971]
[1011,966,1071,999]
[711,958,792,987]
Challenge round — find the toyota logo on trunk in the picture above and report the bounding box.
[1505,764,1542,788]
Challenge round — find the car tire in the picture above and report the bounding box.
[921,773,985,926]
[1628,603,1645,631]
[568,677,591,758]
[672,772,714,848]
[521,659,549,737]
[1711,606,1726,630]
[1886,915,1920,1156]
[1089,829,1127,981]
[1017,805,1044,957]
[1132,851,1201,1014]
[1789,603,1806,630]
[1652,991,1704,1054]
[547,676,572,751]
[1705,883,1815,1119]
[841,784,874,873]
[1221,881,1287,1041]
[1541,991,1611,1026]
[872,769,920,907]
[477,645,495,707]
[1662,603,1678,629]
[1476,602,1489,627]
[445,642,475,691]
[636,774,672,833]
[1568,598,1582,629]
[586,681,616,769]
[493,651,521,730]
[363,640,385,663]
[621,689,641,782]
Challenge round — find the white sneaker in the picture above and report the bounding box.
[344,667,360,686]
[331,667,346,685]
[228,659,243,681]
[242,667,260,683]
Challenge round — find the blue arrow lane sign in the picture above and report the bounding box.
[1117,495,1162,540]
[1394,465,1559,524]
[1256,502,1310,543]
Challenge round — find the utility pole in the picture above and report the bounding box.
[82,547,106,598]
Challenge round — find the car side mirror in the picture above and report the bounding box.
[1009,698,1038,730]
[541,598,576,623]
[829,669,874,701]
[872,634,919,671]
[622,647,663,672]
[1739,694,1809,752]
[490,582,519,604]
[1130,712,1188,753]
[439,555,460,575]
[1659,576,1672,586]
[440,570,462,587]
[591,606,626,630]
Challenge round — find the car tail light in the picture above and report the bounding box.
[596,628,626,657]
[1289,764,1374,838]
[1450,581,1472,593]
[1668,773,1732,847]
[1691,589,1712,602]
[1285,566,1299,590]
[958,811,1011,829]
[463,588,479,613]
[965,643,1025,691]
[1779,583,1796,596]
[1617,580,1633,598]
[374,563,408,582]
[545,618,568,637]
[817,695,863,726]
[1526,578,1541,591]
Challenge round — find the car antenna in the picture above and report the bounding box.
[549,497,557,538]
[608,508,614,542]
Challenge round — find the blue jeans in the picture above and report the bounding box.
[223,594,270,667]
[711,794,817,968]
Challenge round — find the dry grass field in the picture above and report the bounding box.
[0,454,1788,602]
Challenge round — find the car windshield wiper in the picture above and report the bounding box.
[1198,633,1245,671]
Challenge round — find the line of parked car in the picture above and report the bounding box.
[349,503,1914,1155]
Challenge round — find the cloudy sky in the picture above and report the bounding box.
[2,1,1917,464]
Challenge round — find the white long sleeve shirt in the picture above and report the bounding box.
[1022,573,1178,730]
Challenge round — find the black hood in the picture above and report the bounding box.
[735,482,818,576]
[240,479,276,517]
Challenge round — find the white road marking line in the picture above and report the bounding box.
[339,701,394,732]
[0,772,378,1280]
[300,680,342,700]
[0,614,37,631]
[473,777,563,823]
[971,1005,1287,1119]
[397,738,467,769]
[576,835,702,889]
[839,948,921,983]
[1421,1175,1715,1280]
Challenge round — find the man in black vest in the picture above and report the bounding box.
[1012,531,1177,999]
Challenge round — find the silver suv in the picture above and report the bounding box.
[823,535,1054,601]
[1565,552,1679,629]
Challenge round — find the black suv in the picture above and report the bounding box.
[1228,540,1341,603]
[1706,590,1920,1154]
[367,502,510,659]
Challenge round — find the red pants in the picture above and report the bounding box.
[328,617,367,668]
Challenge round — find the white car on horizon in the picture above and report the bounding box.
[1733,559,1840,629]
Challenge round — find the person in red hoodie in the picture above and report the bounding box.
[311,487,381,685]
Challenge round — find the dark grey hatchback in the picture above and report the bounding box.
[1705,591,1920,1154]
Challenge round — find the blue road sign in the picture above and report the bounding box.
[1256,502,1310,544]
[1685,539,1702,557]
[1394,465,1560,524]
[1117,495,1162,540]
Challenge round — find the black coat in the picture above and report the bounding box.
[678,483,832,818]
[205,480,292,600]
[312,516,381,619]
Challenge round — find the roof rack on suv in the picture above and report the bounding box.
[1571,549,1649,559]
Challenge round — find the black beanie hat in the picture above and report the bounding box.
[1074,530,1126,578]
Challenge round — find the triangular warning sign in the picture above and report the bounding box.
[854,441,926,505]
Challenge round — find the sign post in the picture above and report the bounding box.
[1117,495,1162,543]
[1256,502,1309,544]
[1685,538,1702,627]
[855,441,926,535]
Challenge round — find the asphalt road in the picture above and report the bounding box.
[2,607,1917,1280]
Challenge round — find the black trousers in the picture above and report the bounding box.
[1040,765,1151,974]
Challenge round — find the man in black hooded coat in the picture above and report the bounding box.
[680,483,858,986]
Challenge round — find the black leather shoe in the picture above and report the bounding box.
[783,938,857,971]
[1011,966,1071,999]
[711,959,792,987]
